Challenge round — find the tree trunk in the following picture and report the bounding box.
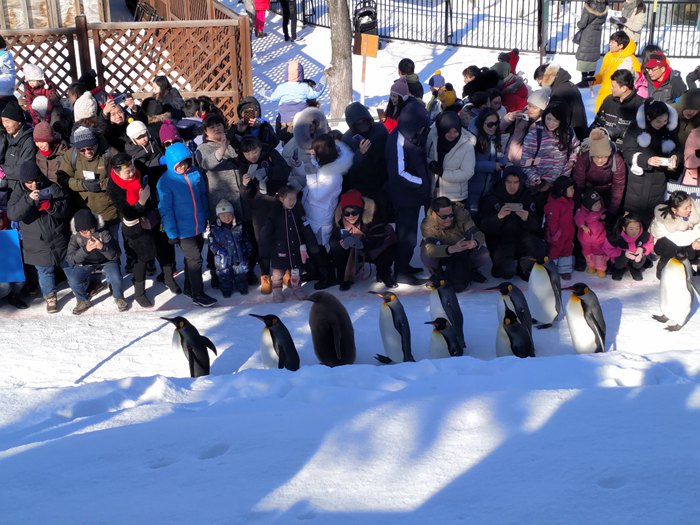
[326,0,353,120]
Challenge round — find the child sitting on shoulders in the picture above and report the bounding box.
[575,188,609,277]
[603,212,653,281]
[209,199,253,298]
[544,176,576,279]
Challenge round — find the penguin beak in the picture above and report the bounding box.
[424,321,436,326]
[368,291,385,298]
[485,285,500,291]
[160,317,174,323]
[249,314,265,321]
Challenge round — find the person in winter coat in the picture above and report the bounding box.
[279,0,298,41]
[7,161,71,313]
[576,188,609,277]
[641,52,687,104]
[622,100,682,225]
[340,101,389,209]
[22,64,60,124]
[462,66,499,99]
[616,0,645,44]
[260,184,308,303]
[0,36,16,112]
[227,96,279,152]
[544,176,576,279]
[382,77,410,134]
[397,58,424,100]
[253,0,270,38]
[426,111,475,207]
[480,168,546,279]
[573,128,627,217]
[574,0,609,87]
[534,63,589,140]
[152,75,184,111]
[437,84,463,114]
[209,199,253,297]
[420,196,485,291]
[673,88,700,151]
[687,66,700,90]
[66,208,126,315]
[97,99,129,152]
[385,97,432,285]
[32,121,68,184]
[501,88,550,164]
[157,141,217,307]
[267,61,325,143]
[591,69,644,147]
[0,101,37,192]
[500,70,529,113]
[603,212,653,280]
[425,71,446,123]
[650,191,700,278]
[592,31,641,112]
[125,120,165,177]
[464,109,506,215]
[681,128,700,185]
[329,190,398,290]
[281,106,330,176]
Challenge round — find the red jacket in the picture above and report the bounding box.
[23,80,59,123]
[575,207,608,255]
[254,0,270,10]
[573,151,626,216]
[501,75,528,113]
[544,195,575,258]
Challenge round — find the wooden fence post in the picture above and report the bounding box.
[75,15,92,76]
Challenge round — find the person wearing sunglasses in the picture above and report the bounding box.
[420,196,486,291]
[466,108,507,217]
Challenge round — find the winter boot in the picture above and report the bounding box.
[162,266,182,294]
[45,293,59,314]
[133,280,154,308]
[260,275,272,295]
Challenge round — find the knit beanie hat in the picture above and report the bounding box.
[390,77,410,100]
[582,188,602,210]
[72,126,98,150]
[31,95,49,118]
[428,70,446,89]
[437,83,457,108]
[340,189,364,210]
[215,199,234,215]
[587,128,612,157]
[491,61,511,80]
[551,175,574,198]
[73,91,97,121]
[2,101,25,123]
[23,63,45,82]
[159,118,180,144]
[33,121,56,143]
[19,160,43,183]
[126,120,148,142]
[74,209,98,232]
[527,88,551,111]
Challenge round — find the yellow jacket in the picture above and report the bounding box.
[593,40,641,112]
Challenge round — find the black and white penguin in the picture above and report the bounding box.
[496,305,536,358]
[428,279,465,348]
[370,291,415,364]
[564,283,606,353]
[249,314,300,371]
[652,257,697,331]
[526,257,562,329]
[161,316,217,378]
[426,317,464,359]
[306,291,356,366]
[488,281,533,334]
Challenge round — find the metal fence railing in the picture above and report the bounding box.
[270,0,699,58]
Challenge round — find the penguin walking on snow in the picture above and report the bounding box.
[653,257,698,331]
[426,317,464,359]
[162,316,217,377]
[370,291,415,364]
[250,314,300,371]
[497,304,536,358]
[526,257,562,329]
[429,279,466,349]
[488,281,533,334]
[306,291,356,366]
[564,283,606,353]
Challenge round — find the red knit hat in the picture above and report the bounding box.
[33,121,56,143]
[340,190,364,210]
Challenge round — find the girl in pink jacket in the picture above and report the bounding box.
[575,188,609,277]
[603,213,654,281]
[544,176,576,279]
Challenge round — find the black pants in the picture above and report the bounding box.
[491,234,547,280]
[180,235,205,297]
[394,205,421,274]
[280,0,297,39]
[330,243,396,282]
[421,247,477,291]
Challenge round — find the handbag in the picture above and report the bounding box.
[139,209,161,230]
[572,30,583,45]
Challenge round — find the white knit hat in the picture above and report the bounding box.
[23,64,45,82]
[73,91,97,121]
[31,95,49,118]
[527,87,551,111]
[126,120,148,141]
[215,199,234,215]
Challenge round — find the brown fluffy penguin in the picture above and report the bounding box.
[306,291,356,366]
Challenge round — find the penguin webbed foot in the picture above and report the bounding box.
[374,354,393,365]
[665,324,682,332]
[535,323,553,330]
[651,314,668,324]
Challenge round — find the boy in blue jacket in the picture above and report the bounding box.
[157,142,217,307]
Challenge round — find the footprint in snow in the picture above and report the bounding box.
[198,443,230,459]
[597,476,627,489]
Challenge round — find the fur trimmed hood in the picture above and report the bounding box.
[316,140,353,177]
[540,63,569,88]
[293,107,330,150]
[70,210,106,234]
[635,102,678,153]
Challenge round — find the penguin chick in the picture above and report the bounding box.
[306,291,356,366]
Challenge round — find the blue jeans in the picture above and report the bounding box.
[68,261,124,301]
[36,261,72,298]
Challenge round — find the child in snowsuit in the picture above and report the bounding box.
[209,199,253,297]
[575,188,609,277]
[544,176,576,279]
[603,212,653,281]
[22,64,60,124]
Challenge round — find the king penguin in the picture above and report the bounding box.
[488,281,533,334]
[496,304,536,358]
[370,291,415,364]
[249,314,300,371]
[306,291,356,366]
[428,279,465,348]
[161,316,217,378]
[652,257,697,331]
[564,283,606,353]
[426,317,464,359]
[525,257,562,329]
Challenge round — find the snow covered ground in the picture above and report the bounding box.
[2,9,700,524]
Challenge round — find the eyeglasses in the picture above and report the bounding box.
[436,213,454,220]
[485,121,499,128]
[343,210,360,217]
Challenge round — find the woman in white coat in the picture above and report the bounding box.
[426,111,476,207]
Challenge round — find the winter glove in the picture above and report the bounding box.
[82,178,102,192]
[168,237,180,246]
[428,161,443,176]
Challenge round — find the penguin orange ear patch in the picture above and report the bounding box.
[271,318,278,325]
[389,294,396,301]
[504,318,511,325]
[583,287,589,294]
[179,321,185,329]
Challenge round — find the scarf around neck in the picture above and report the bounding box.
[110,168,142,206]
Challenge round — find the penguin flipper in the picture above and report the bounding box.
[394,315,415,362]
[201,336,218,356]
[333,328,343,361]
[665,324,683,332]
[374,354,393,364]
[652,314,669,323]
[535,323,553,330]
[584,306,606,352]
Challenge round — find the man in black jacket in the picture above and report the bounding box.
[0,101,37,193]
[642,52,687,104]
[534,63,589,140]
[592,69,644,147]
